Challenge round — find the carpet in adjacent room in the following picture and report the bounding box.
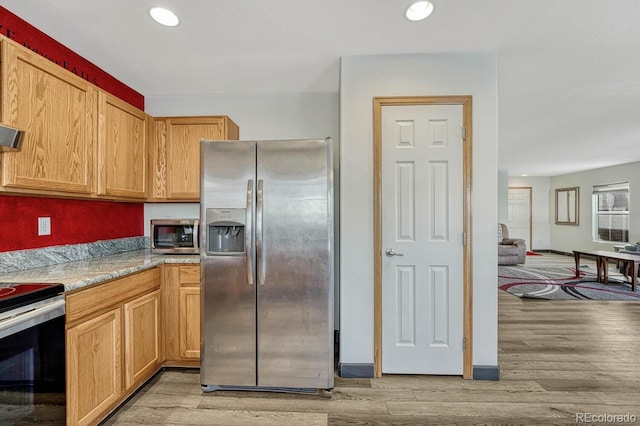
[498,265,640,301]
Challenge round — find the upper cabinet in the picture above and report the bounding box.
[149,116,239,201]
[97,91,148,200]
[0,37,239,202]
[0,38,97,196]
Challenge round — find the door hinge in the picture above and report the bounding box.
[461,126,467,141]
[462,232,467,246]
[463,337,467,352]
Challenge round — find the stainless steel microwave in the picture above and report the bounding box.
[150,219,199,254]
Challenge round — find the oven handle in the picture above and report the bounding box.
[0,297,65,340]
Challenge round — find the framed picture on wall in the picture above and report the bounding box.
[555,187,579,225]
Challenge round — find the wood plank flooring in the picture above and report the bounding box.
[104,253,640,425]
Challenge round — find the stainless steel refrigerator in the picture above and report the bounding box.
[200,138,334,395]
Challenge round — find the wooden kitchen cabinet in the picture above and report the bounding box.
[180,286,201,359]
[0,37,240,202]
[65,268,161,425]
[97,90,149,200]
[0,37,97,197]
[124,290,161,390]
[0,37,241,202]
[162,264,201,366]
[66,308,122,426]
[149,116,239,201]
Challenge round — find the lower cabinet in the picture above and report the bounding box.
[124,290,161,389]
[65,264,199,424]
[65,269,161,426]
[179,286,201,359]
[66,308,122,426]
[163,264,201,366]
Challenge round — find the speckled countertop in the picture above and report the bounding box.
[0,237,199,292]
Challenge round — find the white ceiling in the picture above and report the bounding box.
[2,0,640,177]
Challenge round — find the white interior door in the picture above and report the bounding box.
[381,104,464,375]
[507,187,531,250]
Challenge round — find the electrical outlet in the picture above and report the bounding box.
[38,217,51,236]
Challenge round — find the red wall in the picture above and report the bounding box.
[0,195,143,251]
[0,8,145,252]
[0,7,144,110]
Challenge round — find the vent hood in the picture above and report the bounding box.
[0,124,25,151]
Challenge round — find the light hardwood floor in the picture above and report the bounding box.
[104,253,640,425]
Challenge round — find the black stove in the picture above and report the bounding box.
[0,282,66,424]
[0,282,65,314]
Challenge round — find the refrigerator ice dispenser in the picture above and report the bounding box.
[206,208,246,254]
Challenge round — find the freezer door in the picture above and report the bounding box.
[200,140,257,386]
[256,139,334,389]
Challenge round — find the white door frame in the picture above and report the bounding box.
[373,96,473,379]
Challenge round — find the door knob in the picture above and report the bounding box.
[385,248,404,257]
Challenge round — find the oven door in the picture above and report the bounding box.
[0,297,66,423]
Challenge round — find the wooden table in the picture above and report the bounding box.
[573,250,640,292]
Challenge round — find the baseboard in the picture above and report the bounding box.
[531,249,574,257]
[472,365,500,381]
[339,363,499,380]
[338,363,375,378]
[549,249,573,257]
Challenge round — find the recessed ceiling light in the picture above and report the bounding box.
[406,1,434,21]
[149,7,180,27]
[521,174,529,177]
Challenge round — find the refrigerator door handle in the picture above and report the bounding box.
[256,179,265,285]
[246,180,254,285]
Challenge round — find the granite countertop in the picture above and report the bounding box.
[0,238,199,292]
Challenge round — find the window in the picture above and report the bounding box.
[592,182,630,243]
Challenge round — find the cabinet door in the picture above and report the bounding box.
[67,308,122,426]
[97,90,147,199]
[147,119,168,201]
[179,286,201,359]
[166,117,224,200]
[124,290,161,390]
[161,264,200,364]
[0,40,96,195]
[161,264,181,361]
[149,116,239,201]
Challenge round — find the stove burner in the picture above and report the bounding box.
[0,283,64,314]
[0,287,17,298]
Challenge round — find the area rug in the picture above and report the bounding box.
[498,265,640,301]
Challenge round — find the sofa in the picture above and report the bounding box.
[498,223,526,265]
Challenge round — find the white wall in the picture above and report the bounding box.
[550,161,640,253]
[507,176,552,250]
[145,92,339,141]
[143,91,340,232]
[339,53,499,368]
